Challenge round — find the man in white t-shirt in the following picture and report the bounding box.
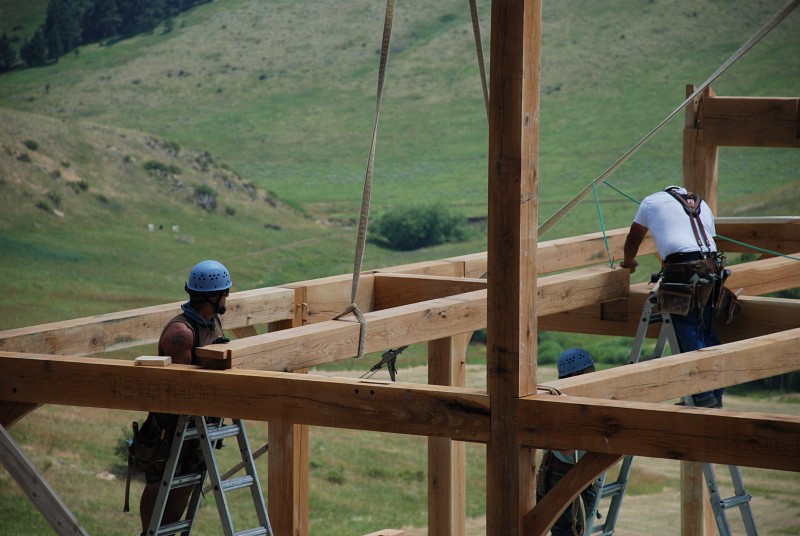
[621,186,723,408]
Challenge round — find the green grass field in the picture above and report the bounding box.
[0,0,798,533]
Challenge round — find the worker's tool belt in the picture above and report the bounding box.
[658,255,717,317]
[128,413,179,475]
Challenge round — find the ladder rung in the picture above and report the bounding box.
[220,475,255,493]
[206,423,243,442]
[599,482,625,498]
[156,519,192,536]
[181,422,241,442]
[169,472,204,489]
[719,494,752,509]
[235,528,269,536]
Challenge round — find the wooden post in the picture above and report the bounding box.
[486,0,541,533]
[682,83,721,536]
[267,287,309,535]
[683,84,719,212]
[681,462,715,536]
[428,333,470,535]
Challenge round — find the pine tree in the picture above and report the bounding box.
[0,33,16,72]
[20,29,48,67]
[84,0,122,42]
[44,0,82,56]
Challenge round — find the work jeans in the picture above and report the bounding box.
[671,301,724,405]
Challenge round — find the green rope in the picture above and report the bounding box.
[603,181,641,205]
[598,181,800,263]
[714,235,800,261]
[591,182,614,268]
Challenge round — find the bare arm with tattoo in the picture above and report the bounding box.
[159,322,195,365]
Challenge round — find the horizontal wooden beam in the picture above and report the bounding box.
[540,289,800,340]
[534,327,800,402]
[725,251,800,296]
[289,230,645,325]
[0,287,295,356]
[373,274,486,310]
[540,254,800,337]
[517,396,800,472]
[0,353,490,443]
[197,267,628,370]
[536,228,655,274]
[715,217,800,254]
[700,96,800,148]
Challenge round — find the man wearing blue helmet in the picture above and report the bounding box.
[134,260,233,533]
[536,348,597,536]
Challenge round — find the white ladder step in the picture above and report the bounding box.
[235,528,270,536]
[219,474,256,492]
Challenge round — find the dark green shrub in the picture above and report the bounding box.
[23,139,38,151]
[144,160,181,177]
[194,184,217,211]
[373,204,466,251]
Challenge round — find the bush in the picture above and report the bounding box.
[23,139,38,151]
[194,184,217,211]
[143,160,181,177]
[373,204,466,251]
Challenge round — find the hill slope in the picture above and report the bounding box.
[1,0,798,323]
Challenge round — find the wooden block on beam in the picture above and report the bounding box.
[134,356,171,367]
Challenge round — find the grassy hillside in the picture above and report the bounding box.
[1,0,798,328]
[0,1,798,534]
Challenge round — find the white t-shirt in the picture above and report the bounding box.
[633,189,717,259]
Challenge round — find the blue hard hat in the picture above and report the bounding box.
[186,260,233,293]
[557,348,594,379]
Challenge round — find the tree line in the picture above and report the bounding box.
[0,0,212,72]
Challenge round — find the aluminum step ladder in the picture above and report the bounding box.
[584,454,634,536]
[146,415,273,536]
[607,280,758,536]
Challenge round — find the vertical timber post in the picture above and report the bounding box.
[683,84,719,212]
[268,288,310,535]
[428,333,470,535]
[486,0,542,534]
[682,84,719,536]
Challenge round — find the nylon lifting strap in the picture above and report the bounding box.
[538,0,800,238]
[334,0,396,359]
[468,0,489,120]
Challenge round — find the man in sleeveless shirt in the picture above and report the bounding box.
[621,186,723,408]
[138,260,232,533]
[536,348,598,535]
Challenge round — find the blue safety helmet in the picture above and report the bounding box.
[557,348,595,379]
[185,260,233,293]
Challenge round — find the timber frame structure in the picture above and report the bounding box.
[2,2,799,535]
